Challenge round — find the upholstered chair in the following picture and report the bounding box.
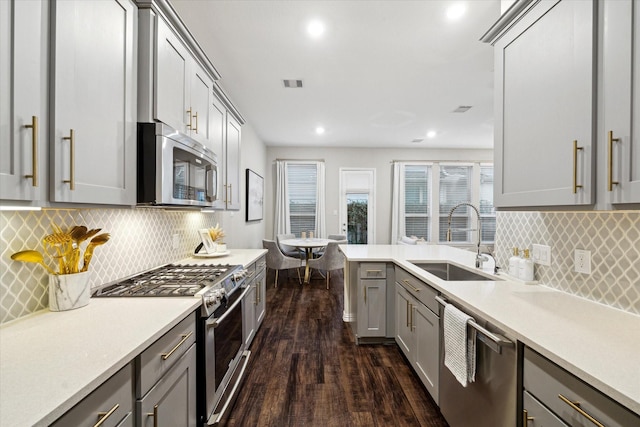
[263,239,302,287]
[307,241,345,289]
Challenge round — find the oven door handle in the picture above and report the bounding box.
[206,286,251,328]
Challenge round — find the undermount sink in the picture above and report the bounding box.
[409,262,500,281]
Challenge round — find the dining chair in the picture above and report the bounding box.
[276,233,304,259]
[315,234,347,258]
[327,234,347,241]
[307,241,345,289]
[263,239,302,287]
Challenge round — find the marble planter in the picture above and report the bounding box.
[48,271,91,312]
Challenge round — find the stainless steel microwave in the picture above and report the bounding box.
[137,123,217,207]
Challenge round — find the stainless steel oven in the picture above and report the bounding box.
[137,122,218,207]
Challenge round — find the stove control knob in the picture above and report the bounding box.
[205,295,218,307]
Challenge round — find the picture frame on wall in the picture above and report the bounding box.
[246,169,264,221]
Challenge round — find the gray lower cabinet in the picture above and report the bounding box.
[243,255,266,349]
[50,362,134,427]
[394,267,440,404]
[136,313,198,427]
[523,347,640,427]
[355,262,388,342]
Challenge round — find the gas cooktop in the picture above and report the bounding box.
[94,264,240,297]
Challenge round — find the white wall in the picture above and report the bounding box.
[265,146,493,244]
[217,123,267,249]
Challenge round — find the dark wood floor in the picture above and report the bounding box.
[222,268,449,427]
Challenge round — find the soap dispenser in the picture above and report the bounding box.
[508,247,520,278]
[519,249,534,281]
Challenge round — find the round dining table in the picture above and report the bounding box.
[279,238,332,283]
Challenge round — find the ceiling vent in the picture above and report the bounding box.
[453,105,472,113]
[283,79,303,88]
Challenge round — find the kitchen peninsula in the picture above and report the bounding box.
[340,244,640,422]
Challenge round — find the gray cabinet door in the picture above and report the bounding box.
[602,0,640,204]
[243,282,257,348]
[357,278,386,337]
[413,302,439,405]
[0,0,48,202]
[225,114,242,210]
[189,61,214,148]
[494,0,596,207]
[394,282,413,358]
[137,343,197,427]
[210,95,227,210]
[255,268,267,328]
[51,0,136,205]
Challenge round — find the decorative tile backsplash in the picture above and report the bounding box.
[494,211,640,315]
[0,208,217,324]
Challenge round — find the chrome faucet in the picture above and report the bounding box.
[446,202,486,268]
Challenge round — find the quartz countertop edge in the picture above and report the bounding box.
[340,244,640,415]
[0,248,266,427]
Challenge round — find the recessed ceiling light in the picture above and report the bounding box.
[315,126,325,135]
[446,3,466,21]
[426,131,437,139]
[307,20,325,38]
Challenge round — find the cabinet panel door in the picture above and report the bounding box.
[394,283,412,358]
[495,0,596,207]
[357,279,386,337]
[51,0,136,205]
[255,269,267,327]
[210,95,226,209]
[155,16,189,134]
[138,344,197,427]
[225,114,242,210]
[243,283,256,348]
[189,62,213,147]
[0,0,47,202]
[604,0,640,204]
[413,303,439,405]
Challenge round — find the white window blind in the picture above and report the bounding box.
[404,165,430,240]
[287,163,317,237]
[439,165,472,242]
[479,166,496,243]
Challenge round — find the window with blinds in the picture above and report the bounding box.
[404,165,431,240]
[439,165,472,242]
[287,163,317,237]
[479,166,496,243]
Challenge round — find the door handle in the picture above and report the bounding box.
[607,130,620,191]
[63,129,75,190]
[24,116,38,187]
[573,140,583,193]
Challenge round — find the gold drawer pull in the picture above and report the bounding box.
[522,409,534,426]
[363,285,367,304]
[366,269,382,274]
[403,279,420,292]
[24,116,38,187]
[573,140,584,193]
[558,394,605,427]
[161,331,193,360]
[186,108,193,129]
[94,403,119,427]
[146,404,158,427]
[406,300,410,327]
[607,130,620,191]
[62,129,75,190]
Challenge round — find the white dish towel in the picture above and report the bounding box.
[443,303,477,387]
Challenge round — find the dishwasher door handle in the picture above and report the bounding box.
[436,295,514,354]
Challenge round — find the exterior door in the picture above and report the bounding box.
[339,169,375,244]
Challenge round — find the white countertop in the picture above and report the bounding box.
[340,244,640,415]
[0,249,266,427]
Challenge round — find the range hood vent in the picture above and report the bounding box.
[283,79,303,88]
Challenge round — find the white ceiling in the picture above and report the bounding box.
[170,0,500,149]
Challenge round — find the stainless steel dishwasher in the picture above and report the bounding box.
[436,296,517,427]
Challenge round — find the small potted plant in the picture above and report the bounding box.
[11,224,110,311]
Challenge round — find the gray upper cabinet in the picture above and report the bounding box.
[0,0,48,203]
[50,0,137,205]
[601,0,640,205]
[489,0,596,208]
[212,95,242,211]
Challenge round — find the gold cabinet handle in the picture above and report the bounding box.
[403,279,420,292]
[406,300,410,328]
[229,183,232,204]
[363,285,367,304]
[224,184,228,203]
[522,409,534,426]
[146,404,159,427]
[558,394,605,427]
[411,305,416,330]
[186,108,193,129]
[607,130,620,191]
[193,111,199,134]
[24,116,38,187]
[62,129,75,190]
[366,269,382,275]
[161,331,193,360]
[573,140,584,193]
[94,403,119,427]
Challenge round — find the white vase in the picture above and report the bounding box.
[48,271,91,312]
